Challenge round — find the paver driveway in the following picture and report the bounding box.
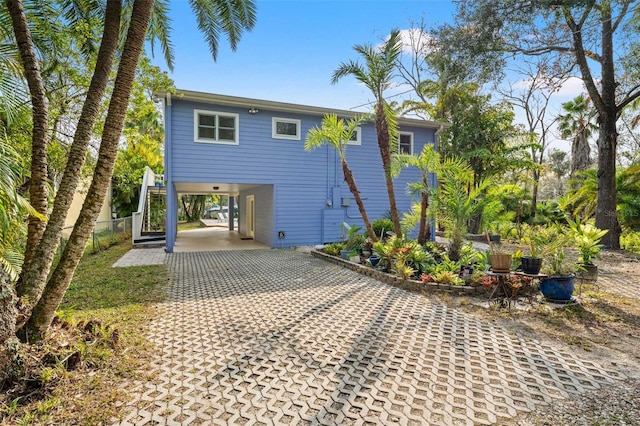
[117,250,623,425]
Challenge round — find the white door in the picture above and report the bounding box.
[246,195,255,238]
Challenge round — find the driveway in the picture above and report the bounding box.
[117,249,623,425]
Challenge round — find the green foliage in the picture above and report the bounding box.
[568,218,608,264]
[372,218,394,239]
[621,231,640,254]
[543,248,579,277]
[324,242,345,256]
[562,164,640,230]
[434,158,494,260]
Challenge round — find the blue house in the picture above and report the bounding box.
[158,90,446,252]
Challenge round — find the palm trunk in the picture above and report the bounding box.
[342,159,377,242]
[6,0,49,270]
[375,105,402,237]
[16,0,122,324]
[417,174,429,245]
[0,270,18,385]
[23,0,154,340]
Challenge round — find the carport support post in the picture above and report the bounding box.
[228,196,235,231]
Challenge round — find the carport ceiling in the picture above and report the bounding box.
[174,182,261,195]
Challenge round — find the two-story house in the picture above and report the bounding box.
[158,90,446,252]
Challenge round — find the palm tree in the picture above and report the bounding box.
[331,29,403,237]
[557,94,597,180]
[305,114,377,242]
[391,145,439,244]
[9,0,256,342]
[435,158,493,261]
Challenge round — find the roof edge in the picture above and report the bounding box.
[155,89,450,129]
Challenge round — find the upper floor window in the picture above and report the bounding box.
[272,117,301,140]
[346,127,362,146]
[398,132,413,154]
[194,110,239,144]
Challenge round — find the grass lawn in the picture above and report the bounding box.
[1,242,167,425]
[178,221,203,231]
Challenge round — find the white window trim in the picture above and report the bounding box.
[346,126,362,146]
[194,109,239,145]
[272,117,301,140]
[398,131,414,155]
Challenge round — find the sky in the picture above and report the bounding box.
[150,0,583,150]
[151,0,456,111]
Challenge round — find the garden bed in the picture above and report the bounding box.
[311,249,489,296]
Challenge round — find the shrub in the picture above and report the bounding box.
[372,218,394,239]
[324,242,345,256]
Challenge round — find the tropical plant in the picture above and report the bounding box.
[543,248,580,277]
[557,94,597,180]
[568,218,608,265]
[324,242,345,256]
[434,158,493,261]
[392,144,439,244]
[372,217,394,240]
[332,29,403,237]
[305,114,377,241]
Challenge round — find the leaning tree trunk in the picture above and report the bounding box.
[341,159,378,242]
[6,0,49,271]
[15,0,122,326]
[375,104,402,237]
[22,0,155,341]
[417,174,429,245]
[0,270,18,385]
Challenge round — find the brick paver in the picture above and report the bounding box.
[116,250,625,425]
[112,248,166,267]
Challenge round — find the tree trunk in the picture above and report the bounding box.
[22,0,154,341]
[341,159,377,242]
[375,104,402,237]
[530,168,539,218]
[6,0,49,271]
[417,174,429,245]
[594,2,620,249]
[0,270,18,386]
[595,113,621,248]
[15,0,122,325]
[570,131,591,179]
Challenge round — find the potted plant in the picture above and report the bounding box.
[489,242,512,273]
[539,248,581,303]
[520,231,554,275]
[568,219,607,281]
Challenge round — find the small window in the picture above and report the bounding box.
[398,132,413,154]
[194,110,239,144]
[347,127,362,146]
[272,117,301,140]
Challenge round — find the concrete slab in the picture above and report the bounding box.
[112,248,166,267]
[173,226,269,252]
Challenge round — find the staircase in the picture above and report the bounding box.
[133,167,166,247]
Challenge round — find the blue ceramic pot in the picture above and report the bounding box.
[369,255,381,267]
[539,275,575,302]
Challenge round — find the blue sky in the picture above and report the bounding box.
[152,0,456,111]
[152,0,584,151]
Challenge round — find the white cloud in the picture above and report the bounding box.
[554,76,587,97]
[378,28,435,54]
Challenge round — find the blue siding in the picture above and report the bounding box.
[165,97,439,250]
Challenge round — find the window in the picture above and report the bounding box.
[347,127,362,145]
[398,132,413,154]
[272,117,301,140]
[194,110,239,144]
